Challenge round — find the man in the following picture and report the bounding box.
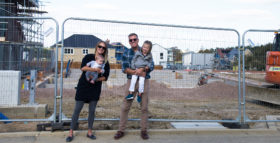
[114,33,154,140]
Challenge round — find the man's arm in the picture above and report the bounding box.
[125,68,136,75]
[122,49,135,75]
[146,56,154,72]
[143,55,154,74]
[130,53,138,70]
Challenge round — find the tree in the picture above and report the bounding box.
[173,48,182,61]
[245,43,273,71]
[198,48,215,53]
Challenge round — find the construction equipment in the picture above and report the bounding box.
[265,32,280,85]
[246,32,280,106]
[197,72,214,86]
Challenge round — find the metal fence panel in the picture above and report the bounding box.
[0,17,59,123]
[60,17,242,125]
[242,29,280,123]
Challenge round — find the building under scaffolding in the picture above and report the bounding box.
[0,0,54,75]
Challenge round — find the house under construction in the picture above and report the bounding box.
[0,0,53,75]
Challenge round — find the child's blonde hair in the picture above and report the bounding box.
[142,40,152,54]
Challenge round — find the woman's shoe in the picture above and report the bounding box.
[86,134,96,140]
[66,136,73,142]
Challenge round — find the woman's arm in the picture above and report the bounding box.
[81,66,102,73]
[101,61,110,81]
[80,55,102,73]
[96,76,106,81]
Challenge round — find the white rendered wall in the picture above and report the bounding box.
[152,44,168,66]
[182,52,193,66]
[0,71,21,105]
[183,53,214,67]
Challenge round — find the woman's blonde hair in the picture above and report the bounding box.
[95,41,108,63]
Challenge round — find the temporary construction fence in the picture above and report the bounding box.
[242,29,280,123]
[2,16,280,129]
[60,17,242,124]
[0,16,59,123]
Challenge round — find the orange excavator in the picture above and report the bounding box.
[265,32,280,85]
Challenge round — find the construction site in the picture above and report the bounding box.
[0,0,54,75]
[0,2,280,141]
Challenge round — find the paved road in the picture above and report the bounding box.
[0,129,280,143]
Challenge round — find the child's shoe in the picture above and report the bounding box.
[137,94,141,103]
[125,94,134,100]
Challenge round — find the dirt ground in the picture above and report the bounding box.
[219,71,266,82]
[1,80,280,132]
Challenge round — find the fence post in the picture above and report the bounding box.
[242,29,280,123]
[60,17,242,124]
[0,16,59,123]
[29,70,37,105]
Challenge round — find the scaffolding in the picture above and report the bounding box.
[110,42,128,64]
[0,0,54,75]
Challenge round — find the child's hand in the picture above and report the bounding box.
[135,68,143,75]
[138,72,146,77]
[145,66,149,72]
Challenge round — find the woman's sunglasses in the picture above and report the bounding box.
[98,45,106,50]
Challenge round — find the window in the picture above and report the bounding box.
[82,48,88,55]
[64,48,74,55]
[160,53,163,59]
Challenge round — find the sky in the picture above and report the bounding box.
[43,0,280,50]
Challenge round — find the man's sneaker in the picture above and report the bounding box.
[125,94,134,100]
[137,94,142,103]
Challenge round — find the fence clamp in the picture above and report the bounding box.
[56,96,61,99]
[57,44,63,47]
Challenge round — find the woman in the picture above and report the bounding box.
[66,41,110,142]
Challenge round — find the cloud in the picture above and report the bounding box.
[184,9,274,22]
[231,9,273,18]
[84,3,119,11]
[234,0,279,4]
[45,0,279,34]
